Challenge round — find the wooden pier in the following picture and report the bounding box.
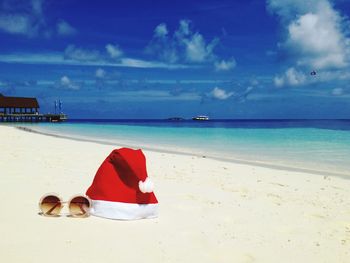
[0,113,67,122]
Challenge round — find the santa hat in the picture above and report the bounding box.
[86,148,158,220]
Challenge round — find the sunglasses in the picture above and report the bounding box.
[39,194,91,218]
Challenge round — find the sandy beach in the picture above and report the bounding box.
[0,124,349,263]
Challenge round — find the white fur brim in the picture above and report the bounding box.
[89,200,158,220]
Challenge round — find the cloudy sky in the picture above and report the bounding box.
[0,0,350,119]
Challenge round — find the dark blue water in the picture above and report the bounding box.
[67,119,350,130]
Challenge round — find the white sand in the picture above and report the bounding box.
[0,125,349,263]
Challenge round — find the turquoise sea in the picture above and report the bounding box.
[8,119,350,177]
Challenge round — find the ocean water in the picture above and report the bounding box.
[10,119,350,176]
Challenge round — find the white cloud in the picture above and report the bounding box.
[183,33,219,63]
[274,67,307,87]
[268,0,350,70]
[287,10,348,69]
[0,0,45,16]
[332,87,343,96]
[177,19,191,36]
[274,68,350,87]
[210,87,234,100]
[283,67,306,85]
[154,23,168,38]
[60,76,70,86]
[0,52,190,69]
[0,14,34,36]
[250,79,259,86]
[120,58,188,69]
[64,45,101,62]
[31,0,44,16]
[268,0,350,88]
[57,20,76,36]
[0,0,77,38]
[59,75,80,90]
[267,0,319,20]
[214,58,236,71]
[95,68,106,78]
[145,22,179,63]
[104,90,201,102]
[183,33,206,62]
[0,0,45,37]
[274,76,284,88]
[105,44,123,59]
[146,19,220,64]
[175,20,219,63]
[64,44,123,63]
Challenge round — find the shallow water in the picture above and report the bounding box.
[7,119,350,176]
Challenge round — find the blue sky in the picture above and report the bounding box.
[0,0,350,119]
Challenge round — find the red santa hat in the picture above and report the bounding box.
[86,148,158,220]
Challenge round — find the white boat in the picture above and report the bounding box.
[192,115,209,121]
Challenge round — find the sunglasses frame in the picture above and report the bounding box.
[39,193,92,218]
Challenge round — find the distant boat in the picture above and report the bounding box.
[192,115,209,121]
[167,117,184,121]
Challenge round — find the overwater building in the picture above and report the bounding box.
[0,94,66,122]
[0,93,39,114]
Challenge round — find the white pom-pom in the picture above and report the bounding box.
[139,177,154,193]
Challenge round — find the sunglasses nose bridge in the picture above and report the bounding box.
[39,194,91,217]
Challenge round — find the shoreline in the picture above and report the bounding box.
[16,125,349,179]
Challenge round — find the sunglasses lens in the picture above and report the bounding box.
[69,196,90,217]
[40,195,62,216]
